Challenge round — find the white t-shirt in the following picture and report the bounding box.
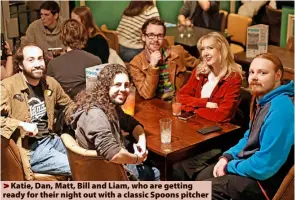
[201,72,220,98]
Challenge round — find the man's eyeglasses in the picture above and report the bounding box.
[145,33,164,40]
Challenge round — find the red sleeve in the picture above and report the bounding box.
[195,74,242,123]
[177,69,209,109]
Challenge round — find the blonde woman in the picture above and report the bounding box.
[177,32,242,123]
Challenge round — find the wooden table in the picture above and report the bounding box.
[166,26,230,58]
[235,45,294,80]
[133,97,240,180]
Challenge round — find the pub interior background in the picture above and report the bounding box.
[1,0,294,50]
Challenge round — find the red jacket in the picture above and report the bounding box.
[177,69,242,123]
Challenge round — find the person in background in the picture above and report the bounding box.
[1,41,14,80]
[130,17,200,100]
[72,64,160,181]
[177,32,242,123]
[71,6,110,63]
[178,0,221,31]
[21,1,65,52]
[47,19,101,99]
[196,53,294,200]
[117,0,160,62]
[1,44,76,180]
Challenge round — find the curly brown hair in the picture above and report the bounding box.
[75,64,129,122]
[60,19,88,50]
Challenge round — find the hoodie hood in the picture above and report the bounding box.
[258,81,294,106]
[71,107,85,130]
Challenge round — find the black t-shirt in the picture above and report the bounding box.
[27,82,49,138]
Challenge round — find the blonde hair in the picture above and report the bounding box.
[197,32,242,79]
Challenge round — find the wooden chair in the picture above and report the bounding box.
[286,36,294,52]
[1,136,69,181]
[163,36,175,47]
[61,133,129,181]
[273,165,294,200]
[219,10,229,33]
[227,13,252,54]
[101,24,119,54]
[266,5,282,46]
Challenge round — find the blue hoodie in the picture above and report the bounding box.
[223,81,294,181]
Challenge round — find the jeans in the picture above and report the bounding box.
[30,135,71,176]
[196,164,266,200]
[119,45,143,62]
[126,164,160,181]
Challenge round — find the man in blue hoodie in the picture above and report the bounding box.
[196,53,294,200]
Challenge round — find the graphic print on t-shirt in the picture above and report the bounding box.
[27,83,49,138]
[28,97,46,121]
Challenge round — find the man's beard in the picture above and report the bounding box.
[111,97,127,106]
[23,67,46,80]
[147,41,161,52]
[249,81,274,97]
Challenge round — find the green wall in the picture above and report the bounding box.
[156,1,183,24]
[85,1,129,30]
[280,6,294,48]
[74,1,232,30]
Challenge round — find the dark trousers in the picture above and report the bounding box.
[195,164,266,200]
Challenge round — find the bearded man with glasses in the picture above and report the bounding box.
[129,17,200,100]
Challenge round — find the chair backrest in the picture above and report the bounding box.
[1,136,69,181]
[219,10,229,32]
[266,5,282,46]
[61,133,129,181]
[108,48,126,67]
[163,36,175,47]
[286,36,294,52]
[1,136,25,181]
[273,165,294,200]
[227,13,252,46]
[101,24,119,54]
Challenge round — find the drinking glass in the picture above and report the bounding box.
[177,24,186,38]
[121,86,136,116]
[159,118,172,144]
[186,24,194,38]
[172,97,182,116]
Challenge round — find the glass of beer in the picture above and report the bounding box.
[121,86,136,116]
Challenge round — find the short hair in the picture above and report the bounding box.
[60,19,88,50]
[40,1,60,15]
[13,43,48,73]
[141,17,166,35]
[255,53,284,83]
